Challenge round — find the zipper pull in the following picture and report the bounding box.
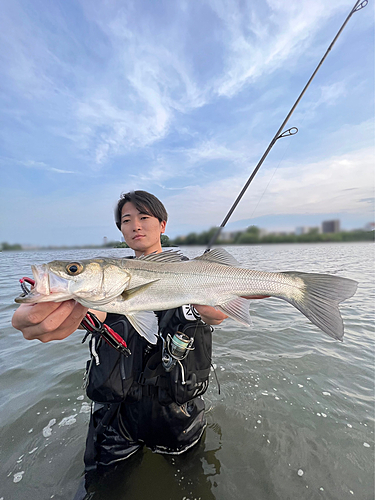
[91,336,100,366]
[83,357,94,389]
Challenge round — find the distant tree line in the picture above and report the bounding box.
[1,242,23,251]
[1,236,173,251]
[2,229,372,252]
[170,226,375,246]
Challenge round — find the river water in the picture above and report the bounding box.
[0,243,374,500]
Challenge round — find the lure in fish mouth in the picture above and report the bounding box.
[15,248,358,344]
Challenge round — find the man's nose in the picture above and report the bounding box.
[132,219,142,231]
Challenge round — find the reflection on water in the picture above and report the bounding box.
[0,243,374,499]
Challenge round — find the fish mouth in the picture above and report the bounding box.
[32,264,51,295]
[15,265,72,304]
[33,264,72,296]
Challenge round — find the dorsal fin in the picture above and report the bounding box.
[193,248,240,266]
[136,250,183,263]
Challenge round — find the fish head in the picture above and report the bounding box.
[15,258,131,306]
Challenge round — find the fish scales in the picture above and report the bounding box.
[123,260,304,306]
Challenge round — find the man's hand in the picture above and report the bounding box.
[193,305,228,325]
[12,301,88,342]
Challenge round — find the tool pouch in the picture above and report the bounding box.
[84,316,135,404]
[141,318,213,406]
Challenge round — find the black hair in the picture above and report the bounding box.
[115,190,168,230]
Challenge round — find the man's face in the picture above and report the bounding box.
[120,202,166,257]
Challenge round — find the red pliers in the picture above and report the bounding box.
[80,311,131,357]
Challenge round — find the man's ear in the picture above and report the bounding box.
[160,220,166,234]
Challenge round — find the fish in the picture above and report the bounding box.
[15,248,358,344]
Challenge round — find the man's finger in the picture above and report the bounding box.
[12,301,64,329]
[29,301,78,326]
[12,301,88,341]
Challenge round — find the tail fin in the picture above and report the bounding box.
[282,272,358,341]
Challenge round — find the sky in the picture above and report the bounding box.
[0,0,374,247]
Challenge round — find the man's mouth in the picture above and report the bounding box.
[133,234,145,240]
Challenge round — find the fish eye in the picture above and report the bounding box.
[66,262,83,276]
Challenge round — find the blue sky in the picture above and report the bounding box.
[1,0,374,246]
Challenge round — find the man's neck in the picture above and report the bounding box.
[134,247,162,258]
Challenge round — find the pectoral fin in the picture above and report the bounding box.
[122,279,160,299]
[126,311,159,344]
[216,297,252,326]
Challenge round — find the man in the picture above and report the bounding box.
[12,191,227,479]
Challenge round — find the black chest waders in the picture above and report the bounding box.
[82,307,213,470]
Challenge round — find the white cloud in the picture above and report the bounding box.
[0,157,76,174]
[1,0,356,168]
[263,149,374,215]
[209,0,350,97]
[165,145,374,234]
[73,1,208,163]
[175,140,250,166]
[72,0,358,163]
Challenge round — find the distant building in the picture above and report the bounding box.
[322,220,340,233]
[296,226,321,235]
[103,236,108,245]
[220,231,241,242]
[220,228,268,240]
[295,226,310,235]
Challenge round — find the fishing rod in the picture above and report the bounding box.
[206,0,368,251]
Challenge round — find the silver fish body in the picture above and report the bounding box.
[15,248,358,344]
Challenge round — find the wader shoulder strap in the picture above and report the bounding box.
[158,308,178,332]
[139,351,165,384]
[137,309,176,385]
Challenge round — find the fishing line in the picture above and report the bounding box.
[247,134,296,224]
[249,101,311,223]
[206,0,368,251]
